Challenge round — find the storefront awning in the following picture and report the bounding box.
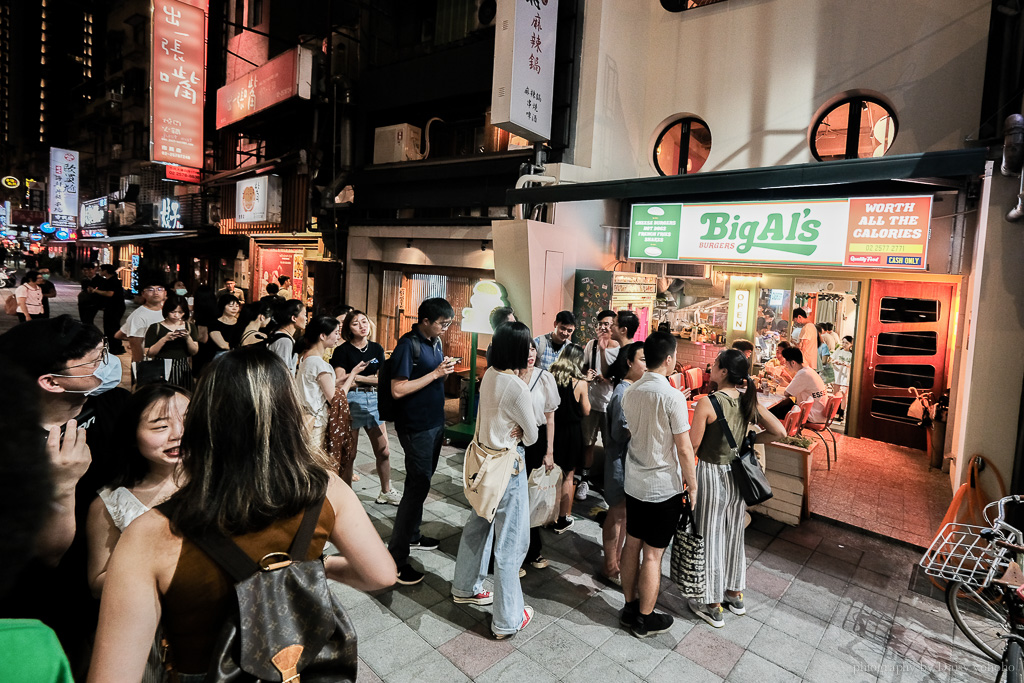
[507,149,989,205]
[77,231,199,243]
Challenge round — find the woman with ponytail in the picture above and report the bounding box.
[685,348,785,629]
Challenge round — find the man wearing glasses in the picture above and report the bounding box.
[578,310,621,501]
[115,278,167,372]
[388,297,457,586]
[0,315,129,671]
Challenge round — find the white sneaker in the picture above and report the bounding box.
[376,489,402,506]
[575,480,590,501]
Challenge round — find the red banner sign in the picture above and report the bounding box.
[216,48,309,130]
[151,0,205,169]
[164,164,202,183]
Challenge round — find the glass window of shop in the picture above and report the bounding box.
[652,117,713,175]
[810,96,898,161]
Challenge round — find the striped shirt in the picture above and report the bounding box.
[622,371,691,502]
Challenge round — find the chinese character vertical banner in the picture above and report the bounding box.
[152,0,206,168]
[48,148,79,228]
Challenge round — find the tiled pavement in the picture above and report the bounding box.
[337,431,996,683]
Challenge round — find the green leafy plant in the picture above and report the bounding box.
[776,435,813,449]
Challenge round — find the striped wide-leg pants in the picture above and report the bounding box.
[693,459,746,605]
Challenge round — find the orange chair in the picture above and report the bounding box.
[668,372,684,390]
[684,367,704,392]
[794,399,814,434]
[782,405,802,437]
[804,394,844,470]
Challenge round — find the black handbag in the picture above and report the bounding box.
[709,394,773,506]
[161,498,358,683]
[134,358,169,386]
[669,491,705,598]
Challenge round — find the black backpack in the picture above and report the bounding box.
[376,331,424,423]
[164,499,358,682]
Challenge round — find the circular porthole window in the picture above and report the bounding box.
[810,95,898,161]
[652,117,712,175]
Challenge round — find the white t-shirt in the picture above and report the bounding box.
[786,367,829,423]
[121,306,165,338]
[583,339,620,413]
[798,324,818,370]
[832,349,853,386]
[526,367,560,427]
[477,368,538,452]
[622,372,691,502]
[298,355,334,427]
[14,284,43,314]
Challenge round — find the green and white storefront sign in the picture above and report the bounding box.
[628,204,682,259]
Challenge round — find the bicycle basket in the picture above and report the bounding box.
[919,523,1010,588]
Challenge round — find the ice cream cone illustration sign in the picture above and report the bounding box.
[462,280,510,334]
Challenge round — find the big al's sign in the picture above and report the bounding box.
[151,0,206,168]
[629,197,933,270]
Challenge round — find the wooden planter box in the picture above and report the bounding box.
[750,441,817,526]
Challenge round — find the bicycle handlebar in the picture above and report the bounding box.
[986,495,1024,526]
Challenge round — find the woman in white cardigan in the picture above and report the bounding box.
[451,321,539,640]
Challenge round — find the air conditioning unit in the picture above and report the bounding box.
[373,124,421,165]
[640,262,711,279]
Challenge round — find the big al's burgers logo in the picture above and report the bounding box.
[698,209,821,256]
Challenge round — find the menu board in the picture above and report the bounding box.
[629,196,932,270]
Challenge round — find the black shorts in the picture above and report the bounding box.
[626,493,685,549]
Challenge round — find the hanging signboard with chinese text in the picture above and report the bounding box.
[151,0,205,169]
[164,165,202,183]
[490,0,559,142]
[158,197,184,229]
[48,148,79,229]
[628,196,933,271]
[80,197,109,229]
[216,47,313,129]
[235,176,282,223]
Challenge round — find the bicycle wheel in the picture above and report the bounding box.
[946,580,1010,664]
[1006,641,1023,683]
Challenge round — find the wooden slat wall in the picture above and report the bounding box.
[218,173,310,235]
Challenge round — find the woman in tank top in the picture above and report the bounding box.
[686,348,786,629]
[549,343,591,534]
[88,347,397,682]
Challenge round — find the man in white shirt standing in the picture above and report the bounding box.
[781,346,829,423]
[793,307,818,371]
[620,331,698,638]
[578,310,619,500]
[116,278,167,377]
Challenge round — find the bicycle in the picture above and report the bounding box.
[920,495,1024,680]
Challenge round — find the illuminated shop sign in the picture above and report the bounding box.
[1,176,19,188]
[80,197,109,228]
[164,164,202,183]
[628,196,933,270]
[215,47,313,129]
[235,176,282,223]
[158,197,184,230]
[151,0,206,168]
[49,147,79,229]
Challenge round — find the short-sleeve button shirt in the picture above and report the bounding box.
[391,327,445,431]
[622,371,691,502]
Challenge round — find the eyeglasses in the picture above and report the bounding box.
[143,286,166,293]
[55,340,109,373]
[438,319,454,329]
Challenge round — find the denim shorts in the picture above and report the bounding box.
[348,389,383,430]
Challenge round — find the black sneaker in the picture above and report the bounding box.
[552,516,574,534]
[395,565,424,585]
[409,536,440,551]
[631,611,674,639]
[619,599,639,627]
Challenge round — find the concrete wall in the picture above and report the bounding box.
[559,0,990,182]
[950,167,1024,497]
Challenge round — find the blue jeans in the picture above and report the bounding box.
[452,448,529,635]
[388,423,445,568]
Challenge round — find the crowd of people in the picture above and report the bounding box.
[0,273,810,680]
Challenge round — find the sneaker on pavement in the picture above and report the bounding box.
[409,536,440,551]
[395,565,424,586]
[688,600,725,628]
[552,516,574,534]
[375,488,402,506]
[453,590,493,605]
[529,556,549,569]
[631,611,673,638]
[619,599,639,627]
[723,592,746,615]
[575,480,590,501]
[596,572,622,588]
[493,606,534,640]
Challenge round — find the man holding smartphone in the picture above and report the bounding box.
[388,297,457,586]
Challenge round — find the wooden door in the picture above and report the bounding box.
[858,280,954,449]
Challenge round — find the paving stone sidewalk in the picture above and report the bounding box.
[337,432,995,683]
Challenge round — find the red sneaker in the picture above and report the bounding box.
[452,591,493,606]
[493,606,534,640]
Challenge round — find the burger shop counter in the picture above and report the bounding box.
[674,337,726,370]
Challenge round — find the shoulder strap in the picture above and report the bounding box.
[529,368,544,392]
[289,498,326,558]
[708,394,738,451]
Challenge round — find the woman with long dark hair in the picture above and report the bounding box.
[88,348,395,682]
[451,322,538,639]
[686,348,785,628]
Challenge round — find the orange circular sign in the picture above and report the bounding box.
[1,176,19,189]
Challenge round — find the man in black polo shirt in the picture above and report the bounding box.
[388,297,456,585]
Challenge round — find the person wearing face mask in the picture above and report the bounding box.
[0,315,130,675]
[171,280,192,308]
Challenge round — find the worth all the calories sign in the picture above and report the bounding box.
[629,197,933,270]
[151,0,205,169]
